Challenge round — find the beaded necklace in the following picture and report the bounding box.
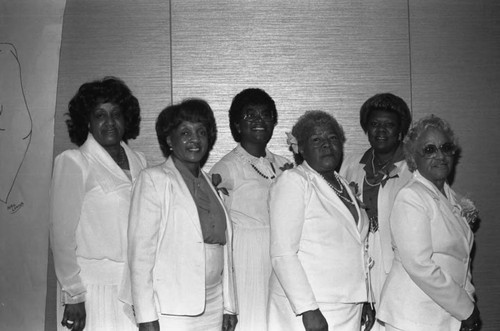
[251,163,276,180]
[320,173,354,205]
[234,145,276,180]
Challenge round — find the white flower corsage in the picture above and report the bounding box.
[211,173,229,196]
[286,132,299,154]
[458,195,479,229]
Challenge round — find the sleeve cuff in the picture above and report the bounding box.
[294,302,320,316]
[62,291,86,304]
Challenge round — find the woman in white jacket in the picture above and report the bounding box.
[268,110,374,331]
[50,77,147,331]
[126,99,238,331]
[340,93,412,331]
[378,115,480,331]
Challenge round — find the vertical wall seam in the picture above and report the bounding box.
[169,0,174,103]
[407,0,414,116]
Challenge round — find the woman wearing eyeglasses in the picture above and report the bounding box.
[340,93,412,331]
[210,88,291,331]
[378,115,480,331]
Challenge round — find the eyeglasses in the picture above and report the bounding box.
[242,110,275,122]
[420,142,457,159]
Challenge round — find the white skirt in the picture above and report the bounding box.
[158,243,224,331]
[232,223,271,331]
[56,258,137,331]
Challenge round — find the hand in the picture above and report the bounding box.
[361,302,376,331]
[460,304,481,331]
[222,314,238,331]
[139,320,160,331]
[302,309,328,331]
[61,302,86,331]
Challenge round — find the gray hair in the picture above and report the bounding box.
[404,115,458,172]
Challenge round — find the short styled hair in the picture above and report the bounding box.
[156,98,217,158]
[66,76,141,146]
[360,93,412,139]
[229,88,278,142]
[404,114,458,172]
[291,110,346,165]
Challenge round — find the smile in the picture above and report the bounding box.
[103,128,118,134]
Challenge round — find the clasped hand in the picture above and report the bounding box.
[61,302,86,331]
[460,305,481,331]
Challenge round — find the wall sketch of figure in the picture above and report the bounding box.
[0,43,33,203]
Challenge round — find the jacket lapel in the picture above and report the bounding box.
[81,134,130,193]
[304,162,362,242]
[201,170,232,239]
[163,158,203,238]
[414,172,472,247]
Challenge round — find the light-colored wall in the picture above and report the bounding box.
[49,1,500,330]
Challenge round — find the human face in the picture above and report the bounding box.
[89,102,125,149]
[236,104,275,146]
[414,127,455,190]
[167,121,209,169]
[367,110,401,154]
[299,125,343,175]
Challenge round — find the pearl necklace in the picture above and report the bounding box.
[320,173,354,205]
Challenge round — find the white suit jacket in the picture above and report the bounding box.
[378,171,475,331]
[269,161,370,315]
[125,157,237,323]
[50,134,146,303]
[341,153,412,275]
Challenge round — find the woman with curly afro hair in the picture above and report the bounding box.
[50,76,147,331]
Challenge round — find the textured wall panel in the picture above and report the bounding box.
[53,0,171,165]
[170,0,411,169]
[409,1,500,329]
[48,1,170,330]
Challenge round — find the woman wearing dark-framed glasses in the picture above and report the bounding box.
[378,115,481,331]
[209,88,291,331]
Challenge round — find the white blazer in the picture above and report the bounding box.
[269,161,370,315]
[125,157,237,323]
[341,153,412,275]
[50,134,147,303]
[378,171,475,331]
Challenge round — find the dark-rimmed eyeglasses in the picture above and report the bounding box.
[241,110,275,122]
[420,142,457,159]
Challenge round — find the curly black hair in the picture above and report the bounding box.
[229,88,278,142]
[359,93,412,139]
[156,98,217,159]
[65,76,141,146]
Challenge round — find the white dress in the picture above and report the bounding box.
[210,144,290,331]
[50,134,147,331]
